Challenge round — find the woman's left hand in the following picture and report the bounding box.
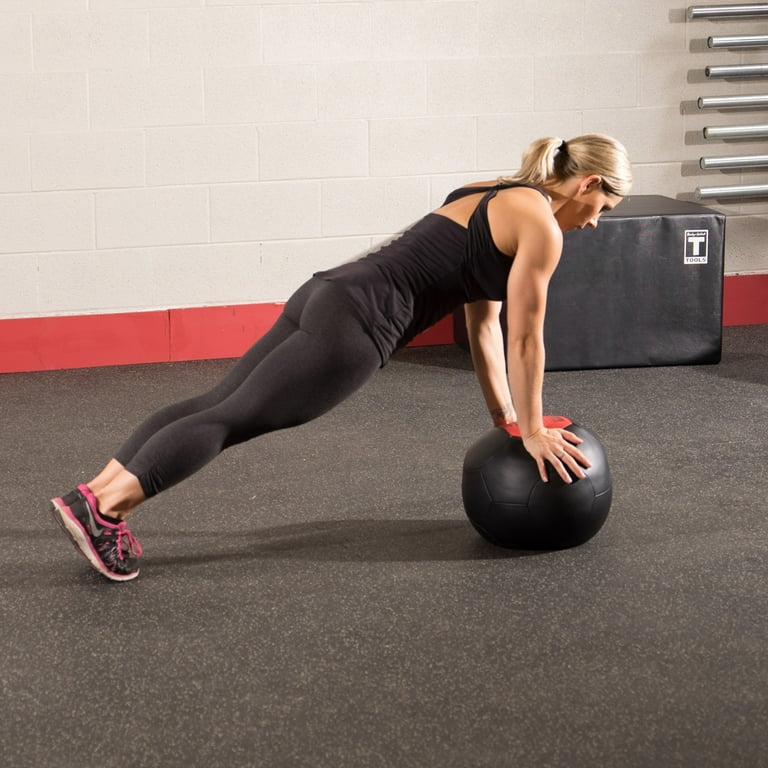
[522,427,591,484]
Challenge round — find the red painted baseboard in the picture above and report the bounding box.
[722,273,768,327]
[170,303,285,362]
[0,312,170,373]
[0,274,763,374]
[0,305,455,374]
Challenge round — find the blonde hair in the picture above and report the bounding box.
[499,134,633,197]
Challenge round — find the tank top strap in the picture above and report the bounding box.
[493,182,549,199]
[442,182,548,206]
[465,183,548,261]
[441,185,497,205]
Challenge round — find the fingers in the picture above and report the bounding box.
[526,428,591,484]
[547,443,589,484]
[560,428,584,445]
[553,452,585,483]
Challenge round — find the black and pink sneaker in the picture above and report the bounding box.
[51,484,143,582]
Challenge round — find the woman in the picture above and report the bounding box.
[51,134,632,581]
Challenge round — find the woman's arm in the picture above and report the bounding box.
[503,203,589,483]
[464,300,516,427]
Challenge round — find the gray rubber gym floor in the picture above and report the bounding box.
[2,325,767,768]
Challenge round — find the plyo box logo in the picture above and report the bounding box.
[685,230,709,264]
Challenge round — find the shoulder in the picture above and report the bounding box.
[490,186,561,256]
[497,185,551,213]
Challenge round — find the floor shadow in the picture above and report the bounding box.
[701,352,768,387]
[390,345,474,371]
[145,518,550,568]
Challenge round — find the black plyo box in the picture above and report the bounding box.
[454,195,726,370]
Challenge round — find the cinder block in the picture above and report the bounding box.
[0,14,32,73]
[90,1,192,7]
[149,244,261,308]
[146,126,259,186]
[32,11,150,71]
[260,237,373,300]
[369,117,476,176]
[683,110,768,164]
[211,182,321,242]
[0,135,31,193]
[372,2,478,60]
[96,186,209,249]
[629,163,686,198]
[536,54,639,112]
[89,68,203,129]
[0,254,39,317]
[477,113,585,174]
[0,73,88,131]
[4,0,84,9]
[586,106,684,164]
[427,58,534,116]
[31,131,145,191]
[205,66,316,124]
[479,0,586,57]
[641,51,695,109]
[724,215,768,274]
[583,1,686,53]
[259,121,368,180]
[147,237,371,307]
[429,173,486,210]
[321,177,430,237]
[0,192,94,254]
[262,4,371,63]
[318,61,426,119]
[150,7,261,67]
[641,50,741,109]
[38,248,155,314]
[207,0,306,5]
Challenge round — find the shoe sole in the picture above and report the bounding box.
[51,498,139,583]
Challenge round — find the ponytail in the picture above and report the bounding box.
[500,134,633,197]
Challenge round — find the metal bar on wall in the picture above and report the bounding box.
[698,93,768,108]
[704,123,768,138]
[706,63,768,77]
[709,34,768,47]
[696,182,768,198]
[690,4,768,205]
[689,4,768,19]
[700,154,768,168]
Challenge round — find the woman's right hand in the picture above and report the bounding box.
[522,426,590,484]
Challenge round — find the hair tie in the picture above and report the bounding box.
[558,140,568,154]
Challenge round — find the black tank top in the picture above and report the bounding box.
[315,183,548,365]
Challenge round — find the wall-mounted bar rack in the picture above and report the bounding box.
[698,93,768,108]
[691,5,768,200]
[708,33,768,47]
[704,123,768,138]
[706,63,768,77]
[696,182,768,197]
[700,153,768,168]
[689,4,768,19]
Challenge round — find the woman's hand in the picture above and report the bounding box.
[522,427,591,484]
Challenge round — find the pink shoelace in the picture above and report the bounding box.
[78,484,143,561]
[115,522,144,560]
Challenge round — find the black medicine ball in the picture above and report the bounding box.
[462,416,612,550]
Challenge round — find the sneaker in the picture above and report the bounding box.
[51,483,143,582]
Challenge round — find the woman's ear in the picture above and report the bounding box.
[581,175,603,194]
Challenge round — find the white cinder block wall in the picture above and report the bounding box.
[1,0,766,320]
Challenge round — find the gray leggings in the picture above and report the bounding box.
[115,278,381,498]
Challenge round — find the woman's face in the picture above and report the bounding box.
[556,178,622,232]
